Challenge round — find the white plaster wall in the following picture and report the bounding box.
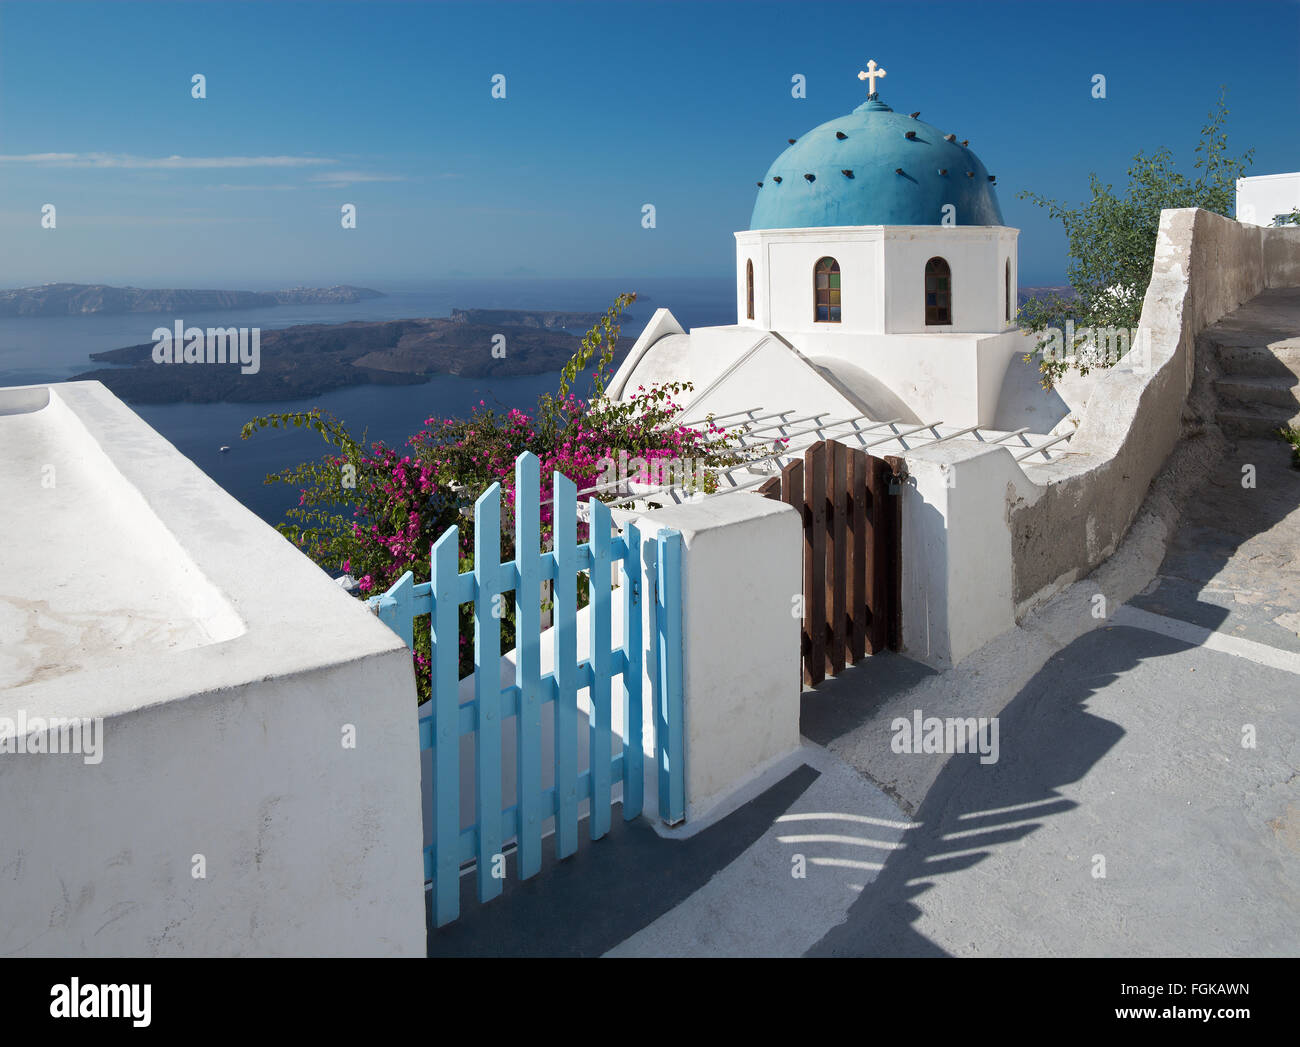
[880,227,1017,333]
[1,648,421,957]
[630,224,1021,428]
[899,444,1019,668]
[736,225,1017,336]
[769,235,880,333]
[892,210,1300,665]
[784,329,1024,427]
[681,333,863,430]
[974,329,1032,423]
[1236,172,1300,227]
[736,228,883,333]
[606,308,685,401]
[0,381,426,957]
[992,339,1094,435]
[632,495,803,824]
[609,324,770,410]
[620,321,1029,430]
[677,325,770,396]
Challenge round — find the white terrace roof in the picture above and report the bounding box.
[580,405,1072,509]
[0,381,406,720]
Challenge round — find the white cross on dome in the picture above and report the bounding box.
[857,59,886,94]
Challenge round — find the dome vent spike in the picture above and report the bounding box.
[841,169,854,178]
[909,111,921,119]
[803,173,816,182]
[988,175,996,183]
[772,175,782,183]
[835,131,848,140]
[788,138,797,144]
[961,139,969,147]
[938,168,948,175]
[944,133,956,142]
[895,167,904,175]
[905,130,917,140]
[756,181,763,188]
[966,171,974,178]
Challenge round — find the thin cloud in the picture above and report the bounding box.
[0,152,337,169]
[0,208,254,226]
[207,183,301,192]
[69,215,259,226]
[307,171,407,187]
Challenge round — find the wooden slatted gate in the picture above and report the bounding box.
[371,451,685,928]
[758,439,904,687]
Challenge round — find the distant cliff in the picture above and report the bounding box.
[1017,285,1076,307]
[272,286,386,306]
[0,283,384,317]
[71,315,608,404]
[449,308,606,330]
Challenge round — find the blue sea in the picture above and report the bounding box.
[0,277,735,527]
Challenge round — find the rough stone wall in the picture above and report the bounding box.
[1264,225,1300,288]
[1009,209,1300,613]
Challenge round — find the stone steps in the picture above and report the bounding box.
[1209,323,1300,438]
[1214,374,1300,410]
[1217,405,1300,439]
[1214,341,1300,380]
[1196,288,1300,441]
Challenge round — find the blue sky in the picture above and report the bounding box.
[0,0,1295,288]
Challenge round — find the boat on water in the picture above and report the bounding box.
[218,446,231,453]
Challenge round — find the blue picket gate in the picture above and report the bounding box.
[369,451,684,927]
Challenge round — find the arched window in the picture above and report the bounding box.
[746,259,755,320]
[925,257,952,325]
[1004,259,1011,323]
[814,257,840,322]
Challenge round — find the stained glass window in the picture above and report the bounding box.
[815,257,841,322]
[925,257,952,325]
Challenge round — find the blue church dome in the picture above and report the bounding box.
[750,95,1004,230]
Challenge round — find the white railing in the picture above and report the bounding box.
[587,406,1075,508]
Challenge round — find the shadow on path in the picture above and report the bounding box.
[427,764,819,956]
[804,624,1228,956]
[1131,436,1300,652]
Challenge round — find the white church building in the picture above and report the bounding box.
[609,62,1042,432]
[1236,171,1300,227]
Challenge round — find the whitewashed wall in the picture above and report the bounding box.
[632,495,803,825]
[1236,172,1300,227]
[898,444,1021,667]
[735,225,1017,335]
[900,209,1300,667]
[879,227,1017,333]
[0,381,426,957]
[790,328,1029,427]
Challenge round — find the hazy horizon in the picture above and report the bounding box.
[1,0,1294,289]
